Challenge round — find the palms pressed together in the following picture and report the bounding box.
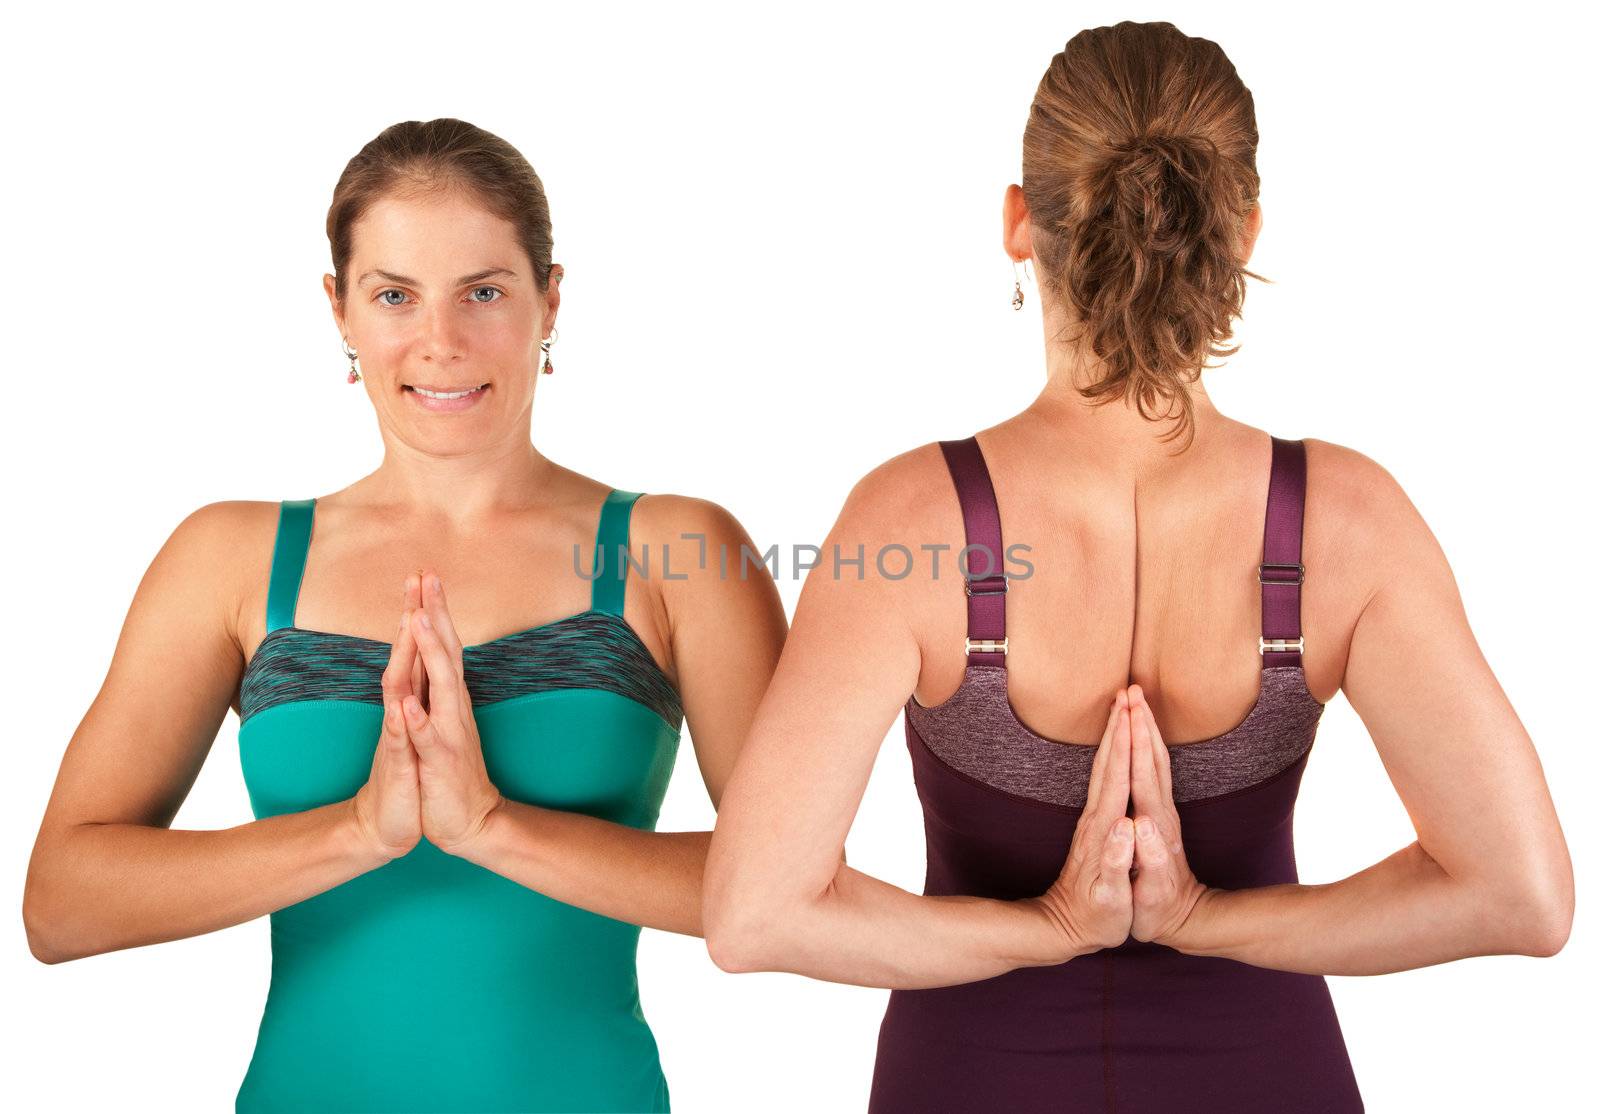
[350,572,507,863]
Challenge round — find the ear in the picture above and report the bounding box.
[1002,184,1035,265]
[1239,202,1263,267]
[542,263,563,335]
[323,273,345,339]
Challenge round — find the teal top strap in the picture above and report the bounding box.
[591,490,644,616]
[266,498,316,633]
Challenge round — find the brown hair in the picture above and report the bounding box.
[326,117,555,305]
[1022,21,1261,447]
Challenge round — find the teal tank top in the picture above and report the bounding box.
[234,490,684,1113]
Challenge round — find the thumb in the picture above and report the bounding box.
[1098,818,1135,900]
[402,695,440,756]
[385,699,419,774]
[1134,817,1167,867]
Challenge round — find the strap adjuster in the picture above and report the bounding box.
[964,575,1008,597]
[965,637,1009,655]
[1260,636,1305,655]
[1258,562,1305,585]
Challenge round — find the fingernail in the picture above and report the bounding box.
[1112,822,1131,841]
[431,574,442,591]
[1136,818,1155,839]
[419,611,432,630]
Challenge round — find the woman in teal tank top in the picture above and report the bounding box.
[23,118,786,1114]
[236,491,687,1112]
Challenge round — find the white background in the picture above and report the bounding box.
[3,2,1592,1111]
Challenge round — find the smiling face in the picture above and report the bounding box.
[324,185,562,449]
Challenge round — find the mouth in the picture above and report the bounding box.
[403,382,491,411]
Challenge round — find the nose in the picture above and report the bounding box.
[417,301,469,364]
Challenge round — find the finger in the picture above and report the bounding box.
[1143,696,1174,805]
[422,570,465,668]
[1128,684,1159,813]
[1096,817,1135,906]
[381,608,410,700]
[409,607,463,726]
[402,693,442,758]
[1074,690,1127,862]
[1099,691,1132,820]
[1131,695,1177,826]
[401,576,425,703]
[1081,691,1123,809]
[1133,816,1170,888]
[1087,693,1134,865]
[383,696,416,766]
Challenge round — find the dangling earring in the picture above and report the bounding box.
[343,337,361,383]
[1011,259,1029,311]
[540,326,559,375]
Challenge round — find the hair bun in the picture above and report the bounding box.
[1102,134,1224,254]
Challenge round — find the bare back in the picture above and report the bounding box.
[903,415,1373,746]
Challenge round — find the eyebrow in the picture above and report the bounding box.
[357,267,520,287]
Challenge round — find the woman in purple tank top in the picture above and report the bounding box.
[704,20,1573,1114]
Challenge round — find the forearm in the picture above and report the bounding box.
[1170,840,1540,974]
[455,800,713,936]
[711,863,1074,989]
[24,799,384,964]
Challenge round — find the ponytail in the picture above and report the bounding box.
[1022,22,1261,449]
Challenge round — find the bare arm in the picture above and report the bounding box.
[452,496,788,937]
[702,456,1089,989]
[1168,446,1574,972]
[22,503,386,964]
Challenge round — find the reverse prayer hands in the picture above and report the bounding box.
[399,571,507,860]
[1124,684,1209,947]
[1026,685,1211,959]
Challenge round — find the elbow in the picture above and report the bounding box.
[23,857,98,965]
[703,894,781,974]
[22,883,69,965]
[1520,879,1574,959]
[1493,864,1575,958]
[703,870,798,974]
[705,921,764,974]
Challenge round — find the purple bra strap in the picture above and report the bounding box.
[937,437,1009,669]
[1259,437,1308,669]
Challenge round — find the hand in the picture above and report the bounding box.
[349,578,428,863]
[402,571,507,859]
[1027,689,1136,959]
[1126,683,1208,945]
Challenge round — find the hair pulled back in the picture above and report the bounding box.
[1022,21,1261,446]
[326,117,555,306]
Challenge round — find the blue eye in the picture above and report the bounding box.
[374,286,504,307]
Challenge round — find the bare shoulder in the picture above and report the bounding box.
[829,441,956,543]
[1303,436,1454,615]
[628,491,752,553]
[158,499,282,656]
[625,490,787,671]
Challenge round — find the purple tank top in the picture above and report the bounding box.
[868,434,1364,1113]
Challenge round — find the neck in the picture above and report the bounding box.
[1020,313,1224,467]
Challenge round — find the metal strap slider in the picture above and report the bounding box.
[965,637,1009,655]
[1259,636,1306,655]
[1258,562,1305,585]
